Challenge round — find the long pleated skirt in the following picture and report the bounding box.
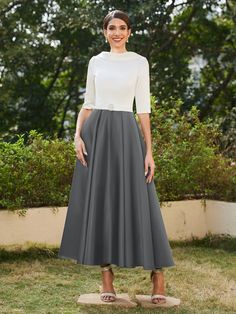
[58,109,175,270]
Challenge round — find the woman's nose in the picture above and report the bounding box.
[114,28,120,35]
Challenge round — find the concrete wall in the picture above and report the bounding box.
[205,200,236,236]
[0,199,235,245]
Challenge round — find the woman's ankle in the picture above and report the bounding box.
[101,263,111,267]
[153,267,164,272]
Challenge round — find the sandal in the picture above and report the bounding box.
[100,265,116,302]
[150,269,167,304]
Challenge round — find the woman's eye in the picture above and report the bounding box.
[108,27,127,30]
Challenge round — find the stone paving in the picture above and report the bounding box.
[77,293,181,308]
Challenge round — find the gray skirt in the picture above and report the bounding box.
[58,109,175,270]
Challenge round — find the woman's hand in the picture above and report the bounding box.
[144,151,155,183]
[74,136,88,167]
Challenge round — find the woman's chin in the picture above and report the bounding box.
[111,43,125,48]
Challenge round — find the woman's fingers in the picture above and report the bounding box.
[77,149,87,167]
[74,137,88,167]
[145,163,155,183]
[82,142,88,156]
[144,152,155,183]
[146,168,152,183]
[147,166,155,183]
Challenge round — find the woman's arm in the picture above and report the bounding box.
[74,56,95,166]
[74,108,93,167]
[137,113,152,153]
[138,113,155,183]
[74,108,93,139]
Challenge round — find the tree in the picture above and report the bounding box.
[0,0,235,158]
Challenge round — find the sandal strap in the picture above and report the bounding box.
[101,266,112,272]
[151,294,166,299]
[100,264,112,271]
[101,292,116,297]
[153,268,163,273]
[100,266,114,279]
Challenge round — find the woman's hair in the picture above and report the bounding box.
[103,10,131,30]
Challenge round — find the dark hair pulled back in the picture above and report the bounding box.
[103,10,131,30]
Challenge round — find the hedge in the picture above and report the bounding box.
[0,101,235,213]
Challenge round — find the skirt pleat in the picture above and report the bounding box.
[58,109,175,270]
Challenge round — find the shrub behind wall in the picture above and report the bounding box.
[0,130,75,212]
[0,102,235,213]
[149,99,236,202]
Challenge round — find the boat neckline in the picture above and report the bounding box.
[99,51,139,60]
[105,50,131,53]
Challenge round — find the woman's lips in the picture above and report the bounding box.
[112,38,123,42]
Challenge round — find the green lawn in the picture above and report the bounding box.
[0,236,235,314]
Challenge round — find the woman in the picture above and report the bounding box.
[58,9,175,304]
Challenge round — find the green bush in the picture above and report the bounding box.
[0,130,75,213]
[149,98,236,202]
[0,101,235,213]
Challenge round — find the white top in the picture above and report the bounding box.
[81,51,151,113]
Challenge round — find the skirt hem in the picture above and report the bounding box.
[58,253,175,270]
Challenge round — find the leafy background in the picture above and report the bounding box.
[0,0,235,210]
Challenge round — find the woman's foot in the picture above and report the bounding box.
[100,264,116,302]
[150,269,167,304]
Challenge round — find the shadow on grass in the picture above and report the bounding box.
[0,246,58,263]
[171,233,236,252]
[0,234,235,263]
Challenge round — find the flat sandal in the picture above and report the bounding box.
[100,265,116,302]
[150,269,167,304]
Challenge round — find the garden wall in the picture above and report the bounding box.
[0,199,235,245]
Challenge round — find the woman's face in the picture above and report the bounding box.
[104,18,131,50]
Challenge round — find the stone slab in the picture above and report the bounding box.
[135,294,181,308]
[77,293,137,307]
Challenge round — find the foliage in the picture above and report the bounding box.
[215,106,236,160]
[0,130,75,213]
[149,97,236,202]
[0,0,235,156]
[0,102,235,213]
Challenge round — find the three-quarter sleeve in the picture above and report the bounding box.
[135,57,151,113]
[81,56,95,109]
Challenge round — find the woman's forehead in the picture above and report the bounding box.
[107,18,127,26]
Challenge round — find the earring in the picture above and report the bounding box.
[127,37,129,43]
[105,38,108,43]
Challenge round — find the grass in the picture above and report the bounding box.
[0,235,235,314]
